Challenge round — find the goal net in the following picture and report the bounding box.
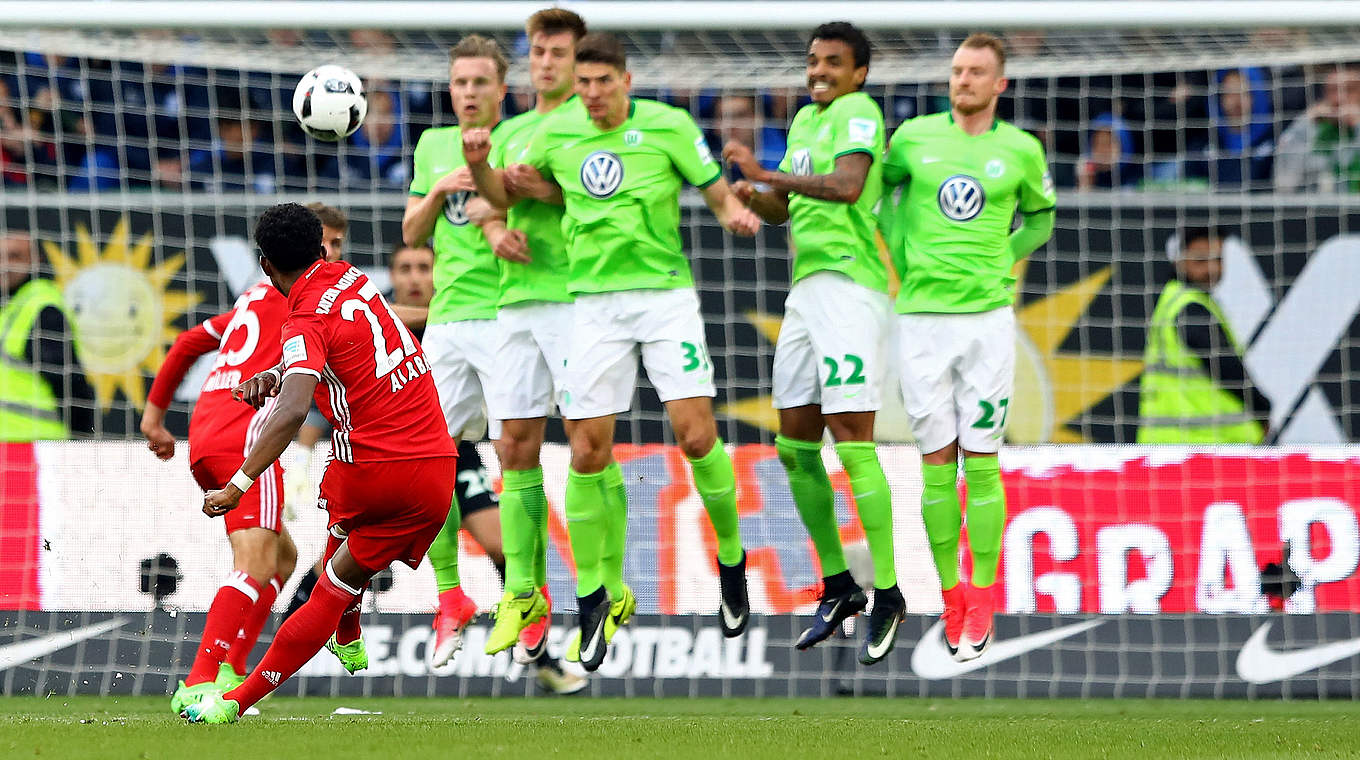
[2,2,1360,699]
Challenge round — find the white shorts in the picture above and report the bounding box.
[487,301,574,420]
[563,288,715,420]
[772,271,892,415]
[897,306,1015,454]
[422,319,502,442]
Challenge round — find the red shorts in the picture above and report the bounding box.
[190,455,284,534]
[318,456,456,572]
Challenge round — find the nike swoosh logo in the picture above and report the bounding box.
[865,615,901,659]
[580,621,604,662]
[921,157,941,164]
[910,619,1103,680]
[0,617,129,671]
[1235,621,1360,684]
[820,598,843,623]
[720,599,744,630]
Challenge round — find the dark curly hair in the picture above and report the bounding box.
[810,22,871,72]
[254,203,323,273]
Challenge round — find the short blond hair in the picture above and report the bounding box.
[960,32,1007,73]
[305,202,347,232]
[449,34,509,82]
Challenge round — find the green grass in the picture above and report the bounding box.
[3,696,1359,759]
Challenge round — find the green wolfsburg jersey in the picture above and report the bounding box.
[779,91,887,292]
[883,112,1056,314]
[409,123,503,323]
[523,98,722,294]
[491,106,572,306]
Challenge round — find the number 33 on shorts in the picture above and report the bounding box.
[972,396,1010,435]
[681,341,710,372]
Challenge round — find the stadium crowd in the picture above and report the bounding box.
[2,31,1358,194]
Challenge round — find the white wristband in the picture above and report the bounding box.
[229,469,256,493]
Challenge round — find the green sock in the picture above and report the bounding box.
[964,456,1007,588]
[427,491,462,593]
[565,467,607,597]
[600,461,629,599]
[499,467,545,595]
[688,439,744,566]
[921,461,962,590]
[834,441,896,589]
[775,435,847,578]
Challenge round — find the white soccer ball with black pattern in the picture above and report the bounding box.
[292,65,367,141]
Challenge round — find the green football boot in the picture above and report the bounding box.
[485,589,549,655]
[326,634,369,674]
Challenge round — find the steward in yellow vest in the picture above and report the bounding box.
[0,231,95,441]
[1139,227,1271,443]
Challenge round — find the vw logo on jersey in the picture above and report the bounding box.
[790,148,813,176]
[580,151,624,198]
[444,190,471,226]
[937,174,985,221]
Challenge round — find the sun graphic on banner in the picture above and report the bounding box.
[42,217,202,411]
[719,262,1143,443]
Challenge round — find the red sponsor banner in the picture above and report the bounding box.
[996,452,1360,614]
[0,443,42,610]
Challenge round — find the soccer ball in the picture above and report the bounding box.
[292,65,367,141]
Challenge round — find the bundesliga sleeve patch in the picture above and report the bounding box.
[847,118,877,146]
[694,135,715,164]
[283,335,308,367]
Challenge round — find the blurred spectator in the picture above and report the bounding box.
[305,202,348,262]
[0,229,96,438]
[1274,65,1360,192]
[0,78,27,186]
[1077,113,1142,189]
[188,113,276,193]
[387,243,434,332]
[712,94,785,178]
[1138,227,1270,444]
[1188,68,1275,188]
[341,89,408,189]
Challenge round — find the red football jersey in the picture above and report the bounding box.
[152,281,289,460]
[280,261,454,463]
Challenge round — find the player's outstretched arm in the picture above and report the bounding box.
[468,197,531,264]
[140,315,230,460]
[724,139,872,204]
[503,164,563,206]
[731,179,791,225]
[205,373,318,517]
[232,362,284,409]
[700,179,761,236]
[462,127,515,210]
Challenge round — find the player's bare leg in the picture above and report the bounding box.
[667,396,749,637]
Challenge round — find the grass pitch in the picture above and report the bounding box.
[3,696,1358,760]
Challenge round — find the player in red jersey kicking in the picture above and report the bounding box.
[142,280,300,715]
[181,203,457,723]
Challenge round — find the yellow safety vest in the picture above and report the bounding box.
[0,279,73,441]
[1138,279,1264,444]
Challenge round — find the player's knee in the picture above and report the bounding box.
[495,436,539,471]
[276,535,299,581]
[569,431,611,473]
[675,426,717,459]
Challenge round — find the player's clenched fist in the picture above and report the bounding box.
[725,207,761,236]
[432,167,476,196]
[491,228,531,263]
[462,127,493,164]
[232,368,281,409]
[504,164,554,200]
[202,484,242,517]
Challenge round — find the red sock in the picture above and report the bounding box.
[335,590,364,645]
[224,574,282,674]
[186,571,262,686]
[224,571,357,711]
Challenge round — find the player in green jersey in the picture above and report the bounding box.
[467,32,761,672]
[724,22,902,665]
[881,33,1056,663]
[459,8,586,666]
[401,34,512,669]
